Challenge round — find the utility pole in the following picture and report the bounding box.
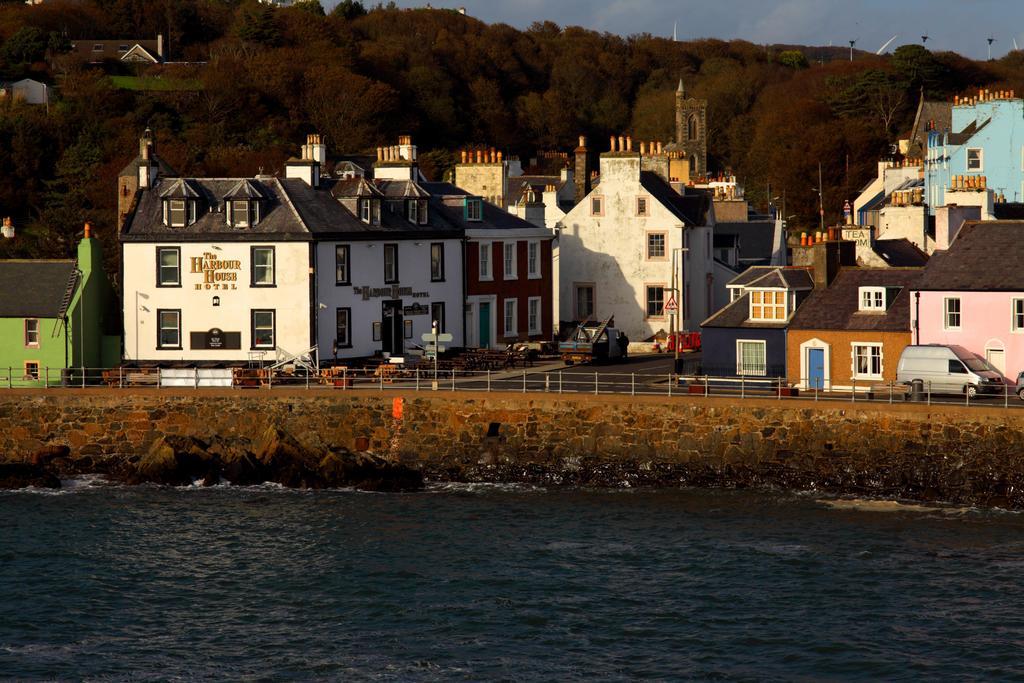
[818,162,826,234]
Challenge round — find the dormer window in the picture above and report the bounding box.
[222,179,266,229]
[859,286,886,311]
[361,199,371,223]
[749,290,787,321]
[466,198,482,221]
[163,199,197,227]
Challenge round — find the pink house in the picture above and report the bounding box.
[911,221,1024,378]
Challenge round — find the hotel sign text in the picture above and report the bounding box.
[192,252,241,291]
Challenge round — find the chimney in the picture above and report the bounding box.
[307,133,326,164]
[1,217,13,239]
[609,135,616,152]
[157,33,165,60]
[138,128,158,189]
[83,221,92,239]
[286,136,320,187]
[792,239,856,288]
[574,136,591,205]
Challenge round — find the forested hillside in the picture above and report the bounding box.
[1,0,1022,271]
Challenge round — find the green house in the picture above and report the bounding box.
[0,228,121,386]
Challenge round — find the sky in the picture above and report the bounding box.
[322,0,1024,62]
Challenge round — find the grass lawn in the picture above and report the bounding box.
[109,76,202,91]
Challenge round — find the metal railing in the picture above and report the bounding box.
[1,365,1021,409]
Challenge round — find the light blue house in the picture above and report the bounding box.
[924,94,1024,210]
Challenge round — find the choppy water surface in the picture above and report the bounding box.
[3,482,1024,681]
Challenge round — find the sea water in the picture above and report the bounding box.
[2,481,1023,680]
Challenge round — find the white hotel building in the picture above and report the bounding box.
[119,134,464,365]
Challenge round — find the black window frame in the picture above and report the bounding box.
[430,242,445,282]
[250,309,276,350]
[156,246,182,288]
[156,308,182,350]
[384,243,399,284]
[335,244,351,286]
[251,246,276,288]
[335,307,352,349]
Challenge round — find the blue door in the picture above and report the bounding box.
[808,348,825,389]
[479,302,491,349]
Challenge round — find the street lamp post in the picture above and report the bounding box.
[670,246,689,373]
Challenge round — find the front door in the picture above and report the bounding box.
[382,300,403,356]
[479,301,491,349]
[987,348,1006,377]
[808,347,825,389]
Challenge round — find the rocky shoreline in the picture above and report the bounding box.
[0,427,423,492]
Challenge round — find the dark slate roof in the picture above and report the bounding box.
[376,179,430,198]
[117,153,175,179]
[423,182,549,232]
[701,292,788,329]
[727,266,812,289]
[507,175,565,205]
[224,179,265,200]
[121,177,312,242]
[873,238,929,267]
[639,172,711,226]
[0,260,78,318]
[948,118,990,146]
[332,177,382,199]
[159,178,201,199]
[993,203,1024,220]
[918,221,1024,290]
[715,221,776,264]
[71,38,162,63]
[789,268,921,332]
[907,99,953,157]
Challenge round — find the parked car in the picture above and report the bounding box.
[896,344,1004,398]
[1015,371,1024,400]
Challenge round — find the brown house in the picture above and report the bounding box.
[787,268,921,391]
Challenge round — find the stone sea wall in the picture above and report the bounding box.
[3,389,1024,506]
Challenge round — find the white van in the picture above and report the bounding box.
[896,344,1004,397]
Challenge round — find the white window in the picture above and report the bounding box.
[157,247,180,287]
[335,245,350,285]
[645,285,665,317]
[1014,299,1024,332]
[749,290,786,321]
[504,298,517,337]
[944,297,961,329]
[527,241,540,278]
[407,200,418,224]
[467,198,482,221]
[360,199,371,223]
[503,242,517,280]
[637,196,650,217]
[736,340,766,376]
[575,284,594,320]
[384,243,398,283]
[232,200,251,227]
[967,148,983,172]
[251,247,275,287]
[479,242,491,280]
[852,343,883,380]
[647,233,666,259]
[590,195,604,216]
[251,309,275,349]
[168,199,187,227]
[859,286,885,311]
[528,297,541,335]
[24,318,39,347]
[157,309,181,349]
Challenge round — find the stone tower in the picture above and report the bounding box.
[673,79,707,179]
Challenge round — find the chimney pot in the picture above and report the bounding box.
[609,135,616,152]
[579,135,586,148]
[497,150,503,162]
[84,222,92,239]
[639,141,646,155]
[625,135,632,152]
[617,136,625,152]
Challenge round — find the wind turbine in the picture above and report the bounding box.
[921,34,929,44]
[988,35,997,60]
[673,21,677,42]
[1015,37,1020,52]
[848,37,858,61]
[877,34,898,55]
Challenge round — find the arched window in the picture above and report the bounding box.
[689,154,697,173]
[687,114,698,141]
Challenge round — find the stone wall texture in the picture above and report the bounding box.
[4,389,1024,506]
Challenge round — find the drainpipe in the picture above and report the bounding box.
[914,291,921,345]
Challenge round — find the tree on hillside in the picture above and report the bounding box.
[331,0,366,20]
